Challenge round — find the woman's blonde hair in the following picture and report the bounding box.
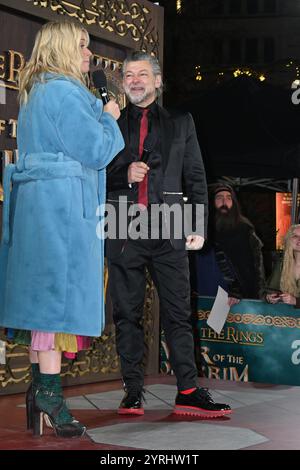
[19,20,90,104]
[280,224,300,295]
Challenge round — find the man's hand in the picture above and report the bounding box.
[266,293,281,304]
[128,162,149,184]
[228,297,240,307]
[185,235,205,250]
[103,100,121,120]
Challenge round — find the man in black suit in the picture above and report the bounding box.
[106,51,231,418]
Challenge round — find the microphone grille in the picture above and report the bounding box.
[92,69,107,89]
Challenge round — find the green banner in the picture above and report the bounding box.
[197,297,300,385]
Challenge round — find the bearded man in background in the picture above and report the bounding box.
[191,183,265,303]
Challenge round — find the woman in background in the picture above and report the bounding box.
[266,224,300,307]
[0,20,124,437]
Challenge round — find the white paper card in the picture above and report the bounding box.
[207,286,230,334]
[0,340,6,364]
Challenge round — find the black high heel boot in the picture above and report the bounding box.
[33,387,86,438]
[26,383,52,430]
[25,363,41,430]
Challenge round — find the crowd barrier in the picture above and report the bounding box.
[160,297,300,385]
[196,297,300,385]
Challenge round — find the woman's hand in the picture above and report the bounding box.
[103,100,121,120]
[280,293,296,305]
[266,293,280,304]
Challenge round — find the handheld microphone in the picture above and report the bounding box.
[141,147,151,165]
[92,69,110,105]
[140,133,156,166]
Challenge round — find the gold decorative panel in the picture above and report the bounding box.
[26,0,161,56]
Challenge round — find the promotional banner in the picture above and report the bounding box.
[197,297,300,385]
[275,192,300,249]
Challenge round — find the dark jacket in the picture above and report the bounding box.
[192,224,265,300]
[215,223,265,299]
[106,104,208,258]
[191,241,243,299]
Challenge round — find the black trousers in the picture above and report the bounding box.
[107,238,198,391]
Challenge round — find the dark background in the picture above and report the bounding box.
[149,0,300,263]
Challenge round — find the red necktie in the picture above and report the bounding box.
[138,108,149,208]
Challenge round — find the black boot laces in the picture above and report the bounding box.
[197,387,215,404]
[126,384,146,403]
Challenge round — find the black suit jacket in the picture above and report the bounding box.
[106,104,208,258]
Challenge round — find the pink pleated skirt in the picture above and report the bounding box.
[31,331,91,359]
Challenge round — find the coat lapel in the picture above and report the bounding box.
[118,108,130,148]
[116,107,134,162]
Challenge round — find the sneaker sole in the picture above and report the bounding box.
[118,408,144,416]
[173,405,232,418]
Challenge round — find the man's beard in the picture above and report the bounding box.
[215,206,239,232]
[124,85,154,105]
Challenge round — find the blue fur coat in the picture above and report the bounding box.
[0,74,124,336]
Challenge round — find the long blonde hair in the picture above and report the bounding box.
[280,224,300,295]
[19,20,90,104]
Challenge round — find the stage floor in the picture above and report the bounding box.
[0,375,299,450]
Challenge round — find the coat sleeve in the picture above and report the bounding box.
[107,162,131,191]
[54,88,124,170]
[214,243,243,299]
[249,230,266,298]
[182,113,208,237]
[106,114,131,191]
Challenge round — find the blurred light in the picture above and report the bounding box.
[176,0,182,13]
[233,68,252,77]
[259,74,266,81]
[292,79,300,88]
[195,65,202,81]
[233,68,241,77]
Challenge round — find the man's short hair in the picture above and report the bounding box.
[122,51,163,96]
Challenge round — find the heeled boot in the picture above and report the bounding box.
[32,373,86,438]
[26,363,40,430]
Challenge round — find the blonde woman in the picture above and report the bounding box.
[0,20,124,437]
[266,225,300,307]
